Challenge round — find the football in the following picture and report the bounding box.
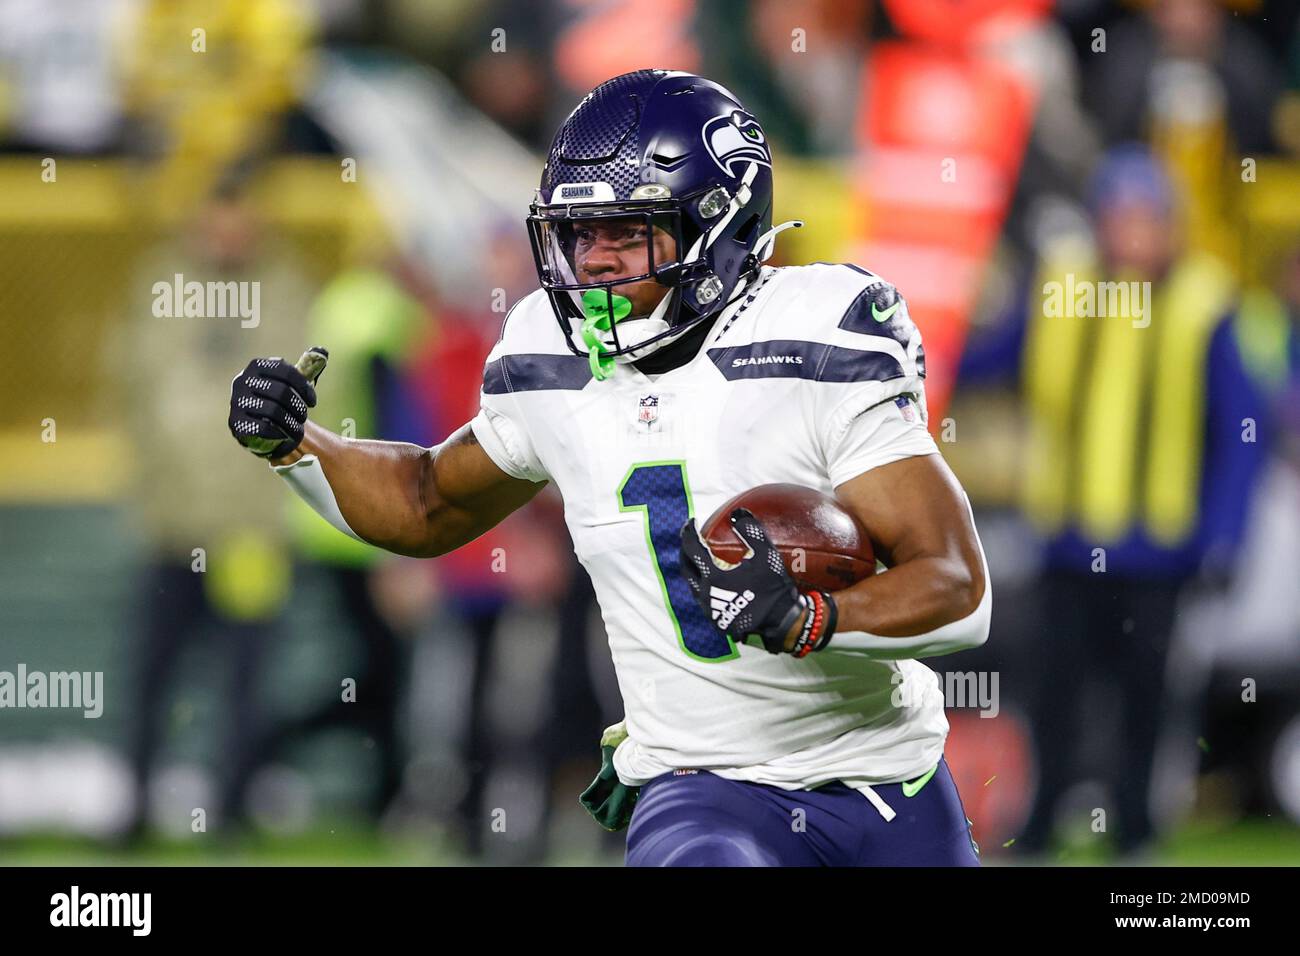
[700,484,876,592]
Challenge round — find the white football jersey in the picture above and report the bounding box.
[470,263,952,791]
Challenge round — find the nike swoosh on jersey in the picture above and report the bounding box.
[871,301,901,323]
[901,764,938,797]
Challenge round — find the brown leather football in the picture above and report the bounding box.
[700,483,876,592]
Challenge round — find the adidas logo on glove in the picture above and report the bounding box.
[710,586,755,630]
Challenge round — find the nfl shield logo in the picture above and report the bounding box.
[638,394,659,426]
[895,395,915,423]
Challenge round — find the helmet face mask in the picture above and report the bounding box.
[528,201,684,314]
[526,70,777,375]
[527,194,724,366]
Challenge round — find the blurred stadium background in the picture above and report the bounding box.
[1,0,1299,865]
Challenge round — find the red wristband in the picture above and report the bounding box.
[790,590,836,657]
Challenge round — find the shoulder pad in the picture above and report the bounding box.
[483,289,592,395]
[494,289,565,354]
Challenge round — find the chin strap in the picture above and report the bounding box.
[751,219,803,264]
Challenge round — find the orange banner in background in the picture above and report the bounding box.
[853,14,1040,424]
[554,0,700,94]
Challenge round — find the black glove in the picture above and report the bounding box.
[228,357,318,460]
[680,508,838,657]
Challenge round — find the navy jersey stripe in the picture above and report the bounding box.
[483,353,592,394]
[708,339,904,383]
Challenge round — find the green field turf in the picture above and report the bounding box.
[2,818,1296,867]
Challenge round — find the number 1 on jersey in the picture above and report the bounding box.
[618,462,739,663]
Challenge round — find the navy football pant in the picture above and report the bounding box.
[625,755,979,866]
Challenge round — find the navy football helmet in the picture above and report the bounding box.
[527,70,796,379]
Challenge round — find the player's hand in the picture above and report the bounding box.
[228,357,318,461]
[680,508,837,657]
[579,720,639,831]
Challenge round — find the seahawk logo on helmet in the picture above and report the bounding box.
[526,70,799,379]
[703,110,771,176]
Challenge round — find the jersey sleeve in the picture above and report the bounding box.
[469,404,549,483]
[811,268,933,485]
[468,311,552,484]
[823,394,938,488]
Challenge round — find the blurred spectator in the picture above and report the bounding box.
[1269,245,1300,465]
[0,0,139,153]
[110,172,316,836]
[1252,239,1300,466]
[964,145,1268,856]
[121,0,318,203]
[405,299,573,860]
[379,0,556,149]
[1154,238,1300,832]
[399,224,618,860]
[1227,245,1300,455]
[701,0,855,155]
[1087,0,1285,155]
[460,45,551,149]
[983,6,1103,261]
[1021,145,1269,856]
[257,250,431,820]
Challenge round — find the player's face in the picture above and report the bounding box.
[1098,201,1176,279]
[571,216,677,317]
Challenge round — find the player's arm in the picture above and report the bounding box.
[228,356,544,558]
[829,452,985,638]
[275,420,545,558]
[680,440,989,659]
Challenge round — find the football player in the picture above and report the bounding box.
[228,70,991,866]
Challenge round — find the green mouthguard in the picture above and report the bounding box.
[580,290,632,381]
